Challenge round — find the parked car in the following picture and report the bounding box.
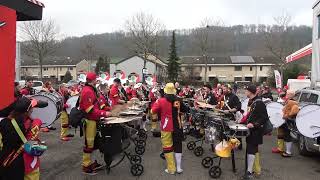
[18,80,43,92]
[291,87,320,155]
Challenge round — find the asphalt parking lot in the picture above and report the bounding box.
[40,122,320,180]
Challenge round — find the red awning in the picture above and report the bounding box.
[286,43,312,63]
[27,0,45,7]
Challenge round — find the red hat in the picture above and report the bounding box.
[86,72,97,81]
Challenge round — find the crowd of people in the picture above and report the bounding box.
[0,72,300,180]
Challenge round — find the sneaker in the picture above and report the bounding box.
[271,147,283,154]
[82,166,97,175]
[66,134,74,138]
[241,172,253,180]
[176,169,183,174]
[164,169,175,175]
[48,126,56,130]
[61,137,70,141]
[91,160,104,171]
[40,127,50,132]
[282,152,293,158]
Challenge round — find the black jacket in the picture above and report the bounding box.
[246,96,268,145]
[223,93,241,111]
[205,92,217,105]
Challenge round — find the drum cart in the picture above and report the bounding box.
[96,116,146,176]
[186,108,207,157]
[201,113,248,179]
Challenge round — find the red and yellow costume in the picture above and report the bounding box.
[23,117,42,180]
[109,85,120,107]
[125,86,137,101]
[59,88,71,140]
[79,84,108,168]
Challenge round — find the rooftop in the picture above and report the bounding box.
[180,56,279,65]
[21,56,82,66]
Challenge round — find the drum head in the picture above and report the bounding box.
[30,94,58,127]
[266,102,284,128]
[296,105,320,138]
[66,96,79,114]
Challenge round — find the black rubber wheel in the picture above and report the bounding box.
[209,166,222,179]
[138,131,147,140]
[135,145,145,155]
[202,157,213,168]
[137,139,146,147]
[187,141,196,150]
[130,155,142,164]
[194,146,204,157]
[131,163,144,176]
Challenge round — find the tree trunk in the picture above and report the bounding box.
[39,55,43,81]
[204,56,208,85]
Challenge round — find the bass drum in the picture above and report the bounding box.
[66,96,79,114]
[30,92,63,127]
[266,102,284,128]
[296,104,320,138]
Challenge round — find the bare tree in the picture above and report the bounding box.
[264,13,293,87]
[192,18,224,84]
[20,19,60,80]
[81,36,97,71]
[124,12,165,68]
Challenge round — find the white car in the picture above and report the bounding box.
[18,80,43,92]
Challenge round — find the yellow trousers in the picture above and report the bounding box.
[253,153,261,175]
[60,111,69,138]
[151,113,158,130]
[161,131,176,173]
[82,119,97,167]
[276,128,285,152]
[24,168,40,180]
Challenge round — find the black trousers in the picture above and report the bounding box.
[173,130,183,153]
[246,143,258,155]
[280,123,292,142]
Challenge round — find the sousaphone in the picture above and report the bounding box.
[296,104,320,138]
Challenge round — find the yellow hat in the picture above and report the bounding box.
[164,83,176,95]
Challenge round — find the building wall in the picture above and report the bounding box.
[110,56,160,79]
[181,65,273,83]
[21,66,77,81]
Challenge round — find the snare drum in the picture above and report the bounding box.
[228,122,249,137]
[30,92,63,127]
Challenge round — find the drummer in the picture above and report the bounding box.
[41,81,55,93]
[20,77,36,96]
[109,78,125,107]
[151,83,189,175]
[272,90,299,157]
[58,83,74,141]
[79,72,112,175]
[242,85,269,180]
[221,84,241,119]
[126,82,137,101]
[203,84,217,105]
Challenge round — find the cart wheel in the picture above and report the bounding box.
[131,163,144,176]
[201,157,213,168]
[138,131,147,140]
[130,155,142,164]
[194,146,204,157]
[135,145,145,155]
[137,139,146,147]
[209,166,222,179]
[187,141,196,150]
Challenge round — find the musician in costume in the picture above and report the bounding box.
[273,90,299,157]
[98,84,112,111]
[125,83,137,101]
[20,77,36,96]
[41,81,55,93]
[79,72,111,175]
[149,86,159,133]
[109,78,125,107]
[0,97,47,180]
[151,83,188,175]
[58,83,74,141]
[242,85,268,180]
[203,84,217,105]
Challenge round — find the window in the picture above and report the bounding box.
[293,91,301,101]
[33,82,43,87]
[300,93,319,103]
[260,66,263,71]
[245,77,253,82]
[53,68,55,70]
[69,67,73,70]
[234,66,242,71]
[209,67,211,71]
[43,67,48,71]
[250,66,253,71]
[234,77,242,82]
[50,75,56,78]
[25,68,28,71]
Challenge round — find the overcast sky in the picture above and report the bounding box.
[36,0,316,37]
